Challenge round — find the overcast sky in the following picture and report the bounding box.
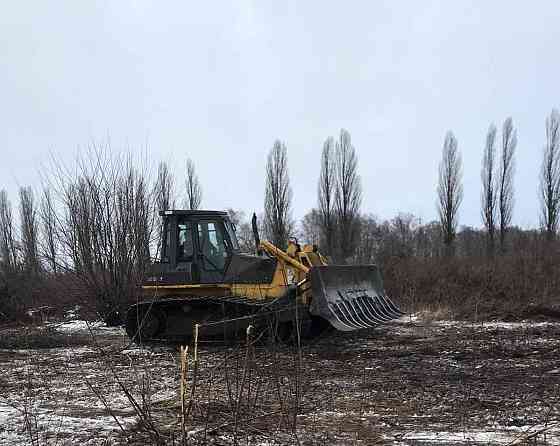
[1,1,560,229]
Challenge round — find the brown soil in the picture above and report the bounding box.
[1,319,559,445]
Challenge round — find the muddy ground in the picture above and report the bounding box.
[0,317,559,445]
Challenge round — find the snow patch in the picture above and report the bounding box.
[434,320,557,329]
[401,424,560,445]
[52,320,124,335]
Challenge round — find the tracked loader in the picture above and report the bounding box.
[125,210,404,343]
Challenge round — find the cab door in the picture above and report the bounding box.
[195,220,232,283]
[152,216,197,285]
[175,219,197,283]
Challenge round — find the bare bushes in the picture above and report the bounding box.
[382,247,560,320]
[348,212,560,320]
[0,270,29,321]
[174,325,308,444]
[48,147,155,325]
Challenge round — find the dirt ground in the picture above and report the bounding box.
[0,316,559,445]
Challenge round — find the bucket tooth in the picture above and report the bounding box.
[337,294,371,329]
[333,301,364,330]
[309,265,404,332]
[355,295,388,324]
[340,290,383,327]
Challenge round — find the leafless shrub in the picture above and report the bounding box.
[49,146,155,324]
[382,248,560,318]
[170,319,311,445]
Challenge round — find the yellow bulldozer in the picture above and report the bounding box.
[125,210,404,343]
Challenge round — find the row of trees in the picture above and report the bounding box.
[3,113,557,282]
[438,109,560,257]
[259,109,560,264]
[2,112,560,321]
[154,158,202,212]
[263,129,362,263]
[260,110,560,263]
[1,187,48,277]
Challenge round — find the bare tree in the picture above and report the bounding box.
[457,225,486,257]
[155,161,175,212]
[185,158,202,210]
[153,161,175,258]
[334,129,362,263]
[226,209,255,253]
[414,220,443,258]
[40,188,58,274]
[264,140,293,248]
[317,137,336,256]
[19,187,39,274]
[300,209,322,246]
[481,124,498,256]
[391,213,417,258]
[437,131,463,256]
[0,190,17,272]
[540,109,560,241]
[353,214,380,264]
[497,117,517,253]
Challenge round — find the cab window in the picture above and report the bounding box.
[178,221,194,261]
[197,221,230,270]
[224,220,240,251]
[162,221,171,262]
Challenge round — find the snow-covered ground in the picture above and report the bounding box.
[398,424,560,445]
[50,319,126,336]
[0,339,177,445]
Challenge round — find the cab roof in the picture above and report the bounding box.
[158,209,229,218]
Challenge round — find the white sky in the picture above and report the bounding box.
[1,1,560,229]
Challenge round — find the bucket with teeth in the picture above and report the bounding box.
[308,265,404,331]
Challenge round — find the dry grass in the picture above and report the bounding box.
[382,253,560,321]
[416,305,455,323]
[0,325,93,349]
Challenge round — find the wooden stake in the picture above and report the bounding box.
[180,345,189,439]
[193,324,199,362]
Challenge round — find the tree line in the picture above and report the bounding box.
[1,109,560,322]
[259,109,560,264]
[436,110,560,257]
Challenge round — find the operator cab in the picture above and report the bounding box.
[153,210,239,284]
[146,209,276,287]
